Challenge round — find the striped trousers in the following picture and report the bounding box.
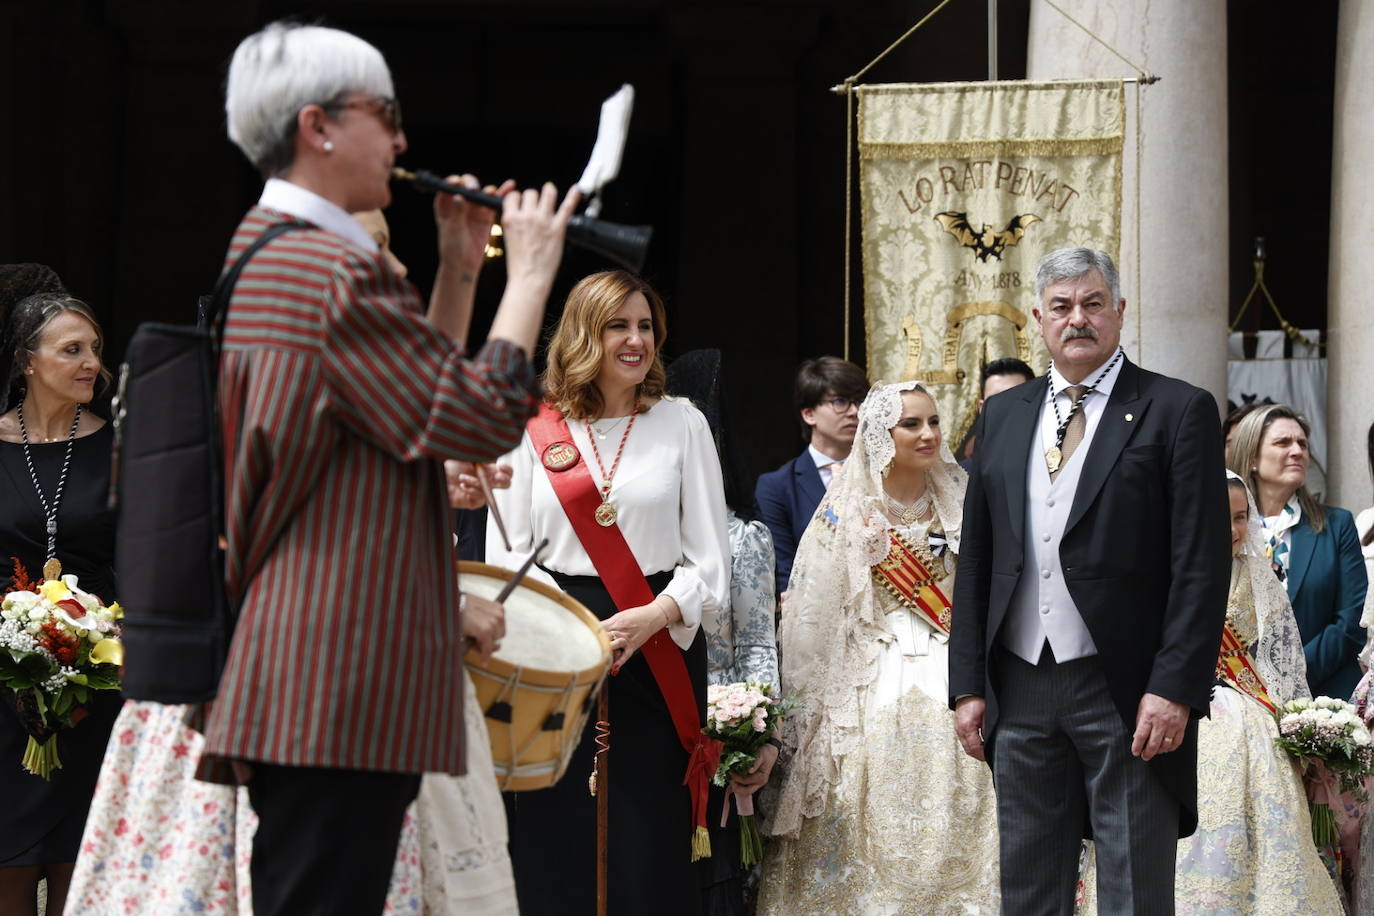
[993,646,1179,915]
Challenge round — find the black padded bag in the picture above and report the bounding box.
[113,221,306,702]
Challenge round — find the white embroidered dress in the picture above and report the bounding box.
[757,382,1000,915]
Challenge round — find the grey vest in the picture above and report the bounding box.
[1000,434,1100,663]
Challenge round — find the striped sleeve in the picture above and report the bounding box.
[319,249,541,464]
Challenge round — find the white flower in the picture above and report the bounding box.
[25,621,41,634]
[50,601,93,630]
[27,607,45,621]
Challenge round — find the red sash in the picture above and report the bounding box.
[871,530,953,635]
[526,404,720,859]
[1214,619,1277,714]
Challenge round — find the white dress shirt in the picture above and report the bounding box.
[808,444,846,489]
[258,178,378,253]
[487,397,730,650]
[1037,350,1125,464]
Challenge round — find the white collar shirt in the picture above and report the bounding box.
[257,178,378,254]
[1037,348,1126,462]
[808,443,847,488]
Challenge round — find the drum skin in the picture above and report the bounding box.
[458,561,612,791]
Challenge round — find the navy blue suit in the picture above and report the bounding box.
[1286,508,1368,700]
[754,450,826,594]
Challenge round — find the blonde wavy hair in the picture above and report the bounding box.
[543,270,667,419]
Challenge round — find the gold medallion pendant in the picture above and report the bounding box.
[1045,446,1063,474]
[594,501,618,527]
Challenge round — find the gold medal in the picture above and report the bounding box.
[584,412,637,530]
[1045,446,1063,474]
[594,500,618,527]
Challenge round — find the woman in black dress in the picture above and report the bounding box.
[0,291,121,915]
[487,270,730,915]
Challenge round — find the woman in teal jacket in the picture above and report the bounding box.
[1228,404,1367,699]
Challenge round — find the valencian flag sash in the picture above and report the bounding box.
[871,530,952,635]
[527,403,720,859]
[1214,618,1277,714]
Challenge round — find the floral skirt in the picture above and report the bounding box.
[67,671,514,914]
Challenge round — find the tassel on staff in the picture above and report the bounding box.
[589,687,611,916]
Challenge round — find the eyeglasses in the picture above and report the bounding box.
[323,96,403,134]
[818,396,858,412]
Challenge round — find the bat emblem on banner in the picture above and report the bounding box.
[933,211,1042,262]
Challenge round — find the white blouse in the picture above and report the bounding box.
[486,396,730,650]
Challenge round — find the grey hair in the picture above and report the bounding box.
[1034,247,1122,308]
[225,22,394,177]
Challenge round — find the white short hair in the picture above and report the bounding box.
[225,22,394,176]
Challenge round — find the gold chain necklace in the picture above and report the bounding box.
[583,409,638,527]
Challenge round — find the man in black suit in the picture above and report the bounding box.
[754,356,867,594]
[949,248,1230,914]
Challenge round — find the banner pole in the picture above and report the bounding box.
[988,0,998,81]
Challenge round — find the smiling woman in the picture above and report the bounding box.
[487,269,730,915]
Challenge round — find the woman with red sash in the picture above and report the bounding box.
[486,269,729,915]
[757,381,1000,914]
[1078,472,1340,914]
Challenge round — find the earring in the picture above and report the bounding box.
[323,140,334,153]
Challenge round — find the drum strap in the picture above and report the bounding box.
[527,403,720,859]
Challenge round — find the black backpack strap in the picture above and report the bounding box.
[206,220,312,354]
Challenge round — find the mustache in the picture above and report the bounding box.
[1061,325,1099,343]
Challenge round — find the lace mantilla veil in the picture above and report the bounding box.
[766,381,967,838]
[1228,470,1309,706]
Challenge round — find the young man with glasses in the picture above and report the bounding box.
[755,356,868,595]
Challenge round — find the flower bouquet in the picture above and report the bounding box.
[1274,695,1374,873]
[0,558,123,778]
[703,681,798,866]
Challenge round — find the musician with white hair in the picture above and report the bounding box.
[67,20,578,916]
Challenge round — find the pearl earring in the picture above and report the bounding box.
[323,140,334,153]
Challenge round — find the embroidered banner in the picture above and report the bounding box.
[858,79,1125,448]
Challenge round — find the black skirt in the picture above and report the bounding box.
[504,569,706,916]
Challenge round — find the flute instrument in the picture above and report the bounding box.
[392,168,652,272]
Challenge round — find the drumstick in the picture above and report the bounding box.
[495,538,549,604]
[478,465,513,553]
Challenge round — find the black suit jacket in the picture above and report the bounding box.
[948,359,1231,836]
[754,450,826,594]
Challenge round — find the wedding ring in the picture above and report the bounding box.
[1163,736,1173,744]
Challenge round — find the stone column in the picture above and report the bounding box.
[1027,1,1229,409]
[1325,0,1374,510]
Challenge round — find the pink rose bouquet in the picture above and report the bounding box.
[703,680,797,865]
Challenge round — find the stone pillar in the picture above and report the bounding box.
[1027,1,1229,409]
[1325,0,1374,511]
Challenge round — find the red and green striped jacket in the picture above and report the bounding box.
[201,206,539,777]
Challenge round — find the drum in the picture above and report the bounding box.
[458,561,612,791]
